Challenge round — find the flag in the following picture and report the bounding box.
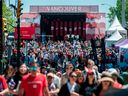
[64,21,67,36]
[51,21,54,40]
[74,22,77,35]
[78,22,81,36]
[83,22,86,39]
[60,21,63,36]
[55,21,59,37]
[69,21,72,34]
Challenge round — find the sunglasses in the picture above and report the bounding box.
[88,73,94,75]
[66,67,73,70]
[77,75,83,78]
[70,75,77,78]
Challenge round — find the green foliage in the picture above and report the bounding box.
[2,0,16,32]
[108,0,128,27]
[126,0,128,26]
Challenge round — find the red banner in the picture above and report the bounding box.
[51,21,54,40]
[55,21,59,37]
[60,21,63,36]
[78,22,81,36]
[74,22,77,35]
[83,22,86,39]
[64,21,67,35]
[69,21,72,34]
[14,27,35,40]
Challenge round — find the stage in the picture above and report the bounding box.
[40,13,86,41]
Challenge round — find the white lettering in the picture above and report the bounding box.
[32,6,97,13]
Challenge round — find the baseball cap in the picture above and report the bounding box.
[30,66,38,71]
[87,70,94,75]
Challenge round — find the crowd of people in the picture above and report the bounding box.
[0,39,128,96]
[8,40,121,70]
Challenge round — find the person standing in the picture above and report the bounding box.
[47,72,59,96]
[0,75,9,95]
[61,64,73,86]
[9,63,28,96]
[58,71,79,96]
[19,62,50,96]
[79,70,97,96]
[93,72,114,96]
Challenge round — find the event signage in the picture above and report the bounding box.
[30,6,98,13]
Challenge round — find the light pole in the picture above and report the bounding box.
[16,0,23,67]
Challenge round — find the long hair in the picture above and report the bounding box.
[16,63,28,76]
[95,81,112,96]
[85,73,97,85]
[4,65,15,76]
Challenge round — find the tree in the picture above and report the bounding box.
[2,0,16,33]
[108,0,128,27]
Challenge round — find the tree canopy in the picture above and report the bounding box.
[2,0,16,33]
[108,0,128,28]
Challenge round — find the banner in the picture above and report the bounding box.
[83,22,86,39]
[51,21,54,40]
[60,21,63,36]
[30,6,99,13]
[69,21,72,34]
[74,22,77,35]
[78,22,81,36]
[55,21,59,37]
[64,21,68,35]
[15,27,35,40]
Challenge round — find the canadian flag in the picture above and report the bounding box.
[51,21,54,40]
[64,21,67,35]
[78,22,81,36]
[74,22,77,35]
[69,21,72,34]
[55,21,59,37]
[83,22,86,39]
[60,21,63,36]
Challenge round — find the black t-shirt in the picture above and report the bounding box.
[8,73,22,96]
[79,82,97,96]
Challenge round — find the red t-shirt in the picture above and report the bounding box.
[20,73,48,96]
[0,75,8,92]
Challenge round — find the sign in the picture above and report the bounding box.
[14,27,35,39]
[30,6,98,13]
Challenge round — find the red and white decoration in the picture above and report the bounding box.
[86,13,106,39]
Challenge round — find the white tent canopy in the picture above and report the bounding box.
[120,44,128,49]
[106,29,122,41]
[107,16,127,35]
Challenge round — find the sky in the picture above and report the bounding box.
[7,0,117,28]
